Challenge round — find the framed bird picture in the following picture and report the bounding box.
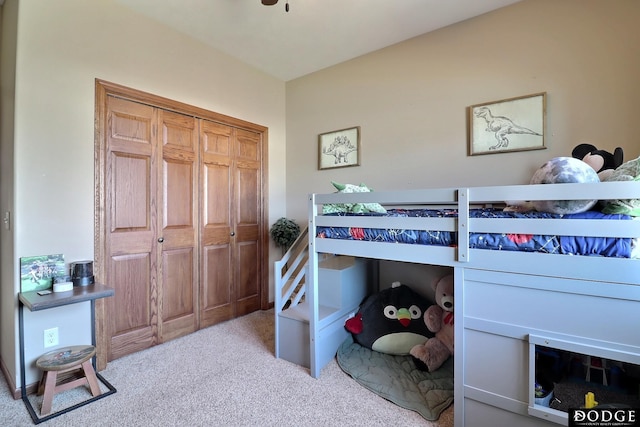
[468,92,546,156]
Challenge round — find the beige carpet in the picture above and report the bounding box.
[1,309,453,426]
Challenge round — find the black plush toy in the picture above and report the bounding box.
[344,281,434,355]
[571,143,624,180]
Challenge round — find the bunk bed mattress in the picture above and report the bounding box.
[317,209,637,258]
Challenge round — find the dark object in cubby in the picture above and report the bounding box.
[569,356,585,379]
[536,347,565,383]
[610,365,624,389]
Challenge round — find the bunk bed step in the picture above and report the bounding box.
[317,256,370,310]
[277,309,311,368]
[278,305,353,369]
[278,301,339,323]
[277,256,370,369]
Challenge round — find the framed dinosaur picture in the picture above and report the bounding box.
[468,92,546,156]
[318,126,361,170]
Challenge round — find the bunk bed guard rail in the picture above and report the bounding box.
[309,182,640,265]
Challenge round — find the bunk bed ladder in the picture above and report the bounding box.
[274,226,309,360]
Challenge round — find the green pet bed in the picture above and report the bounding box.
[336,335,454,421]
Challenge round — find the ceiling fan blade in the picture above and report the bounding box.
[262,0,279,5]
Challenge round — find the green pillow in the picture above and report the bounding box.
[601,156,640,216]
[322,182,387,214]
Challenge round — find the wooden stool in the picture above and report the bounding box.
[36,345,101,416]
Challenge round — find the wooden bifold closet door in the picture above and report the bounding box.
[96,83,266,364]
[200,121,263,328]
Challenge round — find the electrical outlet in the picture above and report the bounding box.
[44,327,58,348]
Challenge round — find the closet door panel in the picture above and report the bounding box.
[203,163,230,227]
[157,110,199,342]
[105,96,158,361]
[236,128,260,163]
[161,249,194,319]
[236,167,258,224]
[200,245,233,327]
[111,255,152,333]
[160,247,195,341]
[233,129,262,315]
[200,121,234,326]
[163,160,194,228]
[202,122,231,156]
[111,154,151,229]
[234,166,260,315]
[236,241,259,314]
[109,253,155,360]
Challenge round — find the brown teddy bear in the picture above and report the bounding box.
[410,274,454,372]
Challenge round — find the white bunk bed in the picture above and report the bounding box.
[293,181,640,427]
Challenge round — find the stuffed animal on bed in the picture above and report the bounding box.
[344,281,434,355]
[571,143,624,181]
[528,157,600,214]
[600,155,640,216]
[505,147,628,214]
[410,275,454,372]
[322,181,387,214]
[506,156,600,214]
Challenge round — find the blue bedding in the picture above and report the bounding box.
[316,208,633,258]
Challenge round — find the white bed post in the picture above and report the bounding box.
[455,188,469,427]
[457,188,470,263]
[453,266,465,427]
[308,193,321,378]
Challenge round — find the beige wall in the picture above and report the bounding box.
[285,0,640,223]
[2,0,286,388]
[0,0,17,391]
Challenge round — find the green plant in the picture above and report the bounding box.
[269,217,301,254]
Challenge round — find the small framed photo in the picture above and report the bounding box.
[20,254,66,293]
[468,92,546,156]
[318,126,360,170]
